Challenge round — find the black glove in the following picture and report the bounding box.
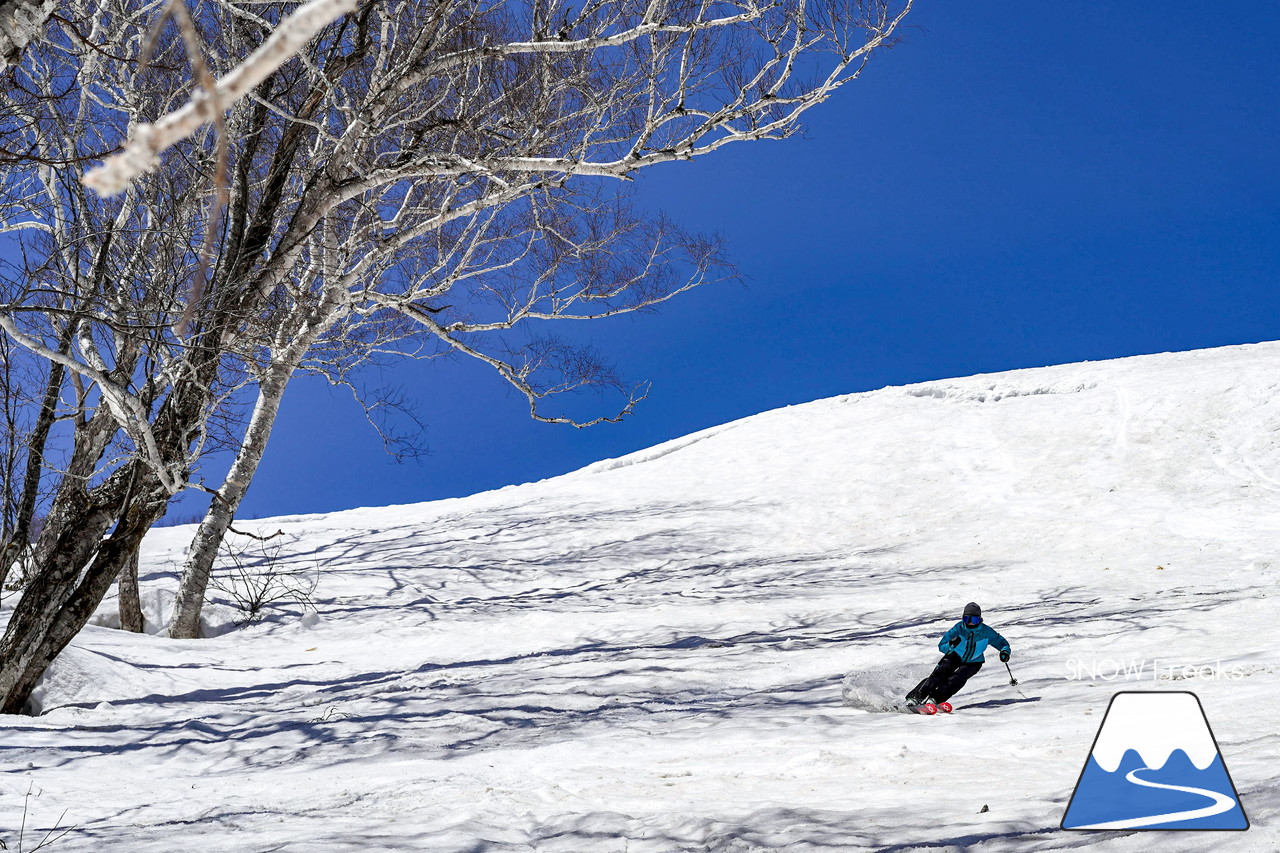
[1000,649,1011,663]
[948,636,961,648]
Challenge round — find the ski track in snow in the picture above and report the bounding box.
[0,342,1277,852]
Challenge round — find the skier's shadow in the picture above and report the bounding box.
[964,696,1040,709]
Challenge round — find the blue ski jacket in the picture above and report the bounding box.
[938,622,1010,664]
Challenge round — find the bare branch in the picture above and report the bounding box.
[82,0,360,195]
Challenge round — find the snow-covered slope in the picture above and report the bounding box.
[2,342,1277,851]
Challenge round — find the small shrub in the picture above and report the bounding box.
[208,531,318,625]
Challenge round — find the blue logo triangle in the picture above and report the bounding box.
[1062,691,1248,831]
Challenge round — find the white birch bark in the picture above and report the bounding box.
[0,0,54,71]
[167,313,338,638]
[166,371,289,638]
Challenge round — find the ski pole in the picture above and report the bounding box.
[1004,660,1018,686]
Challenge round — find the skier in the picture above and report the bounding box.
[905,602,1011,713]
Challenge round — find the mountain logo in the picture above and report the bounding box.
[1061,691,1248,830]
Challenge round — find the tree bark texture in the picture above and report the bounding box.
[0,331,69,593]
[118,548,143,633]
[0,336,223,712]
[0,0,54,71]
[169,321,325,638]
[0,463,135,713]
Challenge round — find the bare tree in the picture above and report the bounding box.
[208,529,316,626]
[0,0,237,709]
[0,0,913,709]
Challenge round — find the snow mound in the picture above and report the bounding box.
[580,423,738,473]
[900,378,1098,403]
[89,586,241,638]
[26,644,149,715]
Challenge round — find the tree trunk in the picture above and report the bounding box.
[0,462,138,713]
[31,403,122,565]
[117,548,143,633]
[0,329,69,593]
[0,478,167,714]
[0,328,222,713]
[168,356,297,639]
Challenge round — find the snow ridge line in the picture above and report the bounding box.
[581,424,738,473]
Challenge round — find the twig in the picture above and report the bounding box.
[28,811,72,852]
[13,783,76,852]
[227,525,286,541]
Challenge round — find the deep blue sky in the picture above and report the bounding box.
[215,1,1279,518]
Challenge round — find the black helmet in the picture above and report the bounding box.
[962,602,982,628]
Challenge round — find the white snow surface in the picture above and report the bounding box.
[2,341,1278,851]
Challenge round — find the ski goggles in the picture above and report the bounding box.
[962,615,983,627]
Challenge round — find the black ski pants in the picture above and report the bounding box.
[908,653,983,704]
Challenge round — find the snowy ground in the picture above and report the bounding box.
[2,341,1277,851]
